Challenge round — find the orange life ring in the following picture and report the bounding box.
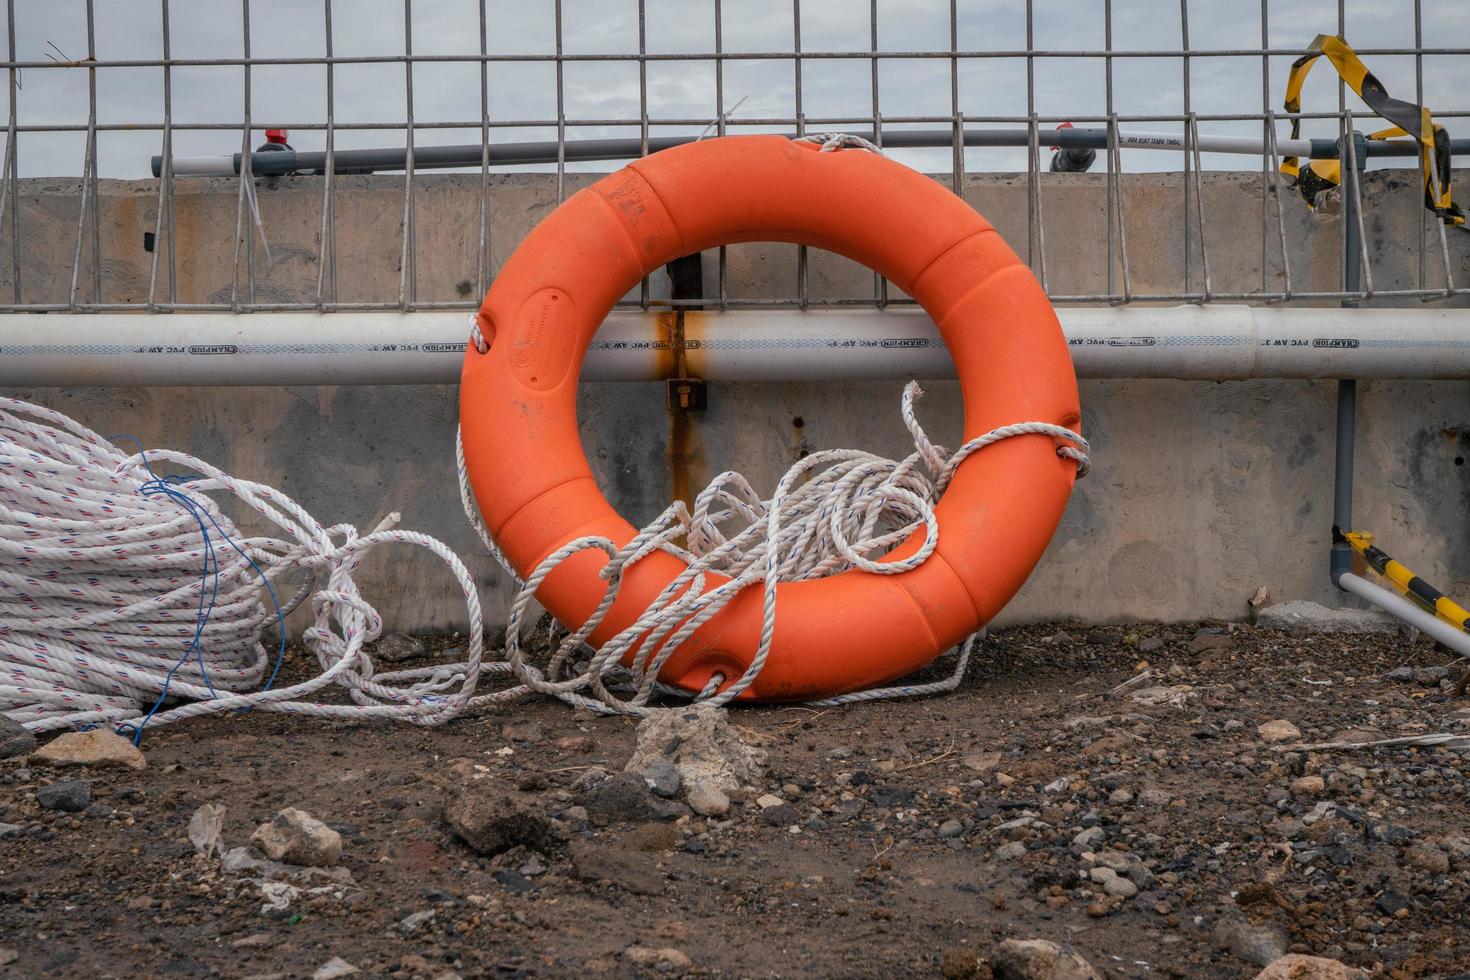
[460,135,1081,701]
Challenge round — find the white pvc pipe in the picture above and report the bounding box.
[1338,573,1470,659]
[3,306,1470,387]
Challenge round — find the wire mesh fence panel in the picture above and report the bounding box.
[0,0,1466,313]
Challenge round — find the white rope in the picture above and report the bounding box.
[456,381,1087,714]
[0,384,1085,733]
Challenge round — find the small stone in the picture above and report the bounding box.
[1085,899,1110,918]
[1071,826,1105,852]
[444,783,559,855]
[1257,720,1302,743]
[35,779,90,813]
[761,803,799,827]
[1440,835,1470,869]
[398,909,436,933]
[312,956,359,980]
[0,715,35,760]
[991,938,1100,980]
[940,947,980,979]
[685,781,730,818]
[32,730,146,771]
[251,808,342,867]
[0,948,17,968]
[1253,954,1370,979]
[584,772,687,826]
[938,818,964,838]
[370,632,426,662]
[1108,788,1134,804]
[641,758,683,799]
[995,841,1027,861]
[622,946,692,972]
[1102,875,1138,899]
[1404,843,1450,874]
[1136,788,1171,807]
[1214,914,1289,967]
[1290,775,1325,797]
[755,793,785,809]
[1189,632,1232,653]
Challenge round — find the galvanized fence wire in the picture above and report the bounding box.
[0,0,1466,314]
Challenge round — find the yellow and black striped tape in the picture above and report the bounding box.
[1334,526,1470,632]
[1283,34,1464,227]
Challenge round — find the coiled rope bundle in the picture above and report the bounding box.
[0,386,1086,735]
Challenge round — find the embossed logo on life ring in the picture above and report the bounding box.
[510,287,574,390]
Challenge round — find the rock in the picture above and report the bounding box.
[1071,826,1105,852]
[444,782,558,856]
[1101,875,1138,899]
[685,781,731,818]
[370,632,426,662]
[962,751,1001,772]
[0,948,16,967]
[1136,788,1171,807]
[1257,720,1302,743]
[1255,600,1397,634]
[569,840,665,896]
[32,730,146,771]
[1108,788,1134,804]
[622,705,765,799]
[1214,914,1290,967]
[1440,835,1470,869]
[583,772,687,826]
[0,823,25,839]
[1253,954,1369,979]
[1289,775,1325,797]
[398,909,436,933]
[1404,843,1450,874]
[991,938,1100,980]
[312,957,359,980]
[761,803,799,827]
[938,818,964,838]
[995,841,1027,861]
[1189,632,1233,653]
[250,808,342,867]
[188,803,226,859]
[623,946,692,972]
[755,793,784,809]
[0,715,35,759]
[35,779,90,813]
[641,758,682,799]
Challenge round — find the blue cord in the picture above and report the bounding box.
[109,437,288,744]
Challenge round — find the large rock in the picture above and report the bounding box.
[1253,954,1369,979]
[622,705,765,799]
[251,808,342,867]
[443,782,559,855]
[1255,600,1398,634]
[0,715,36,759]
[991,939,1100,980]
[32,730,146,770]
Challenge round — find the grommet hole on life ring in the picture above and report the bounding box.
[470,313,496,354]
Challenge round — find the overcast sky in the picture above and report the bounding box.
[2,0,1466,179]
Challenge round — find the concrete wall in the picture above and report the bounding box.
[5,168,1470,629]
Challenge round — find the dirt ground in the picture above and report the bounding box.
[2,622,1469,979]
